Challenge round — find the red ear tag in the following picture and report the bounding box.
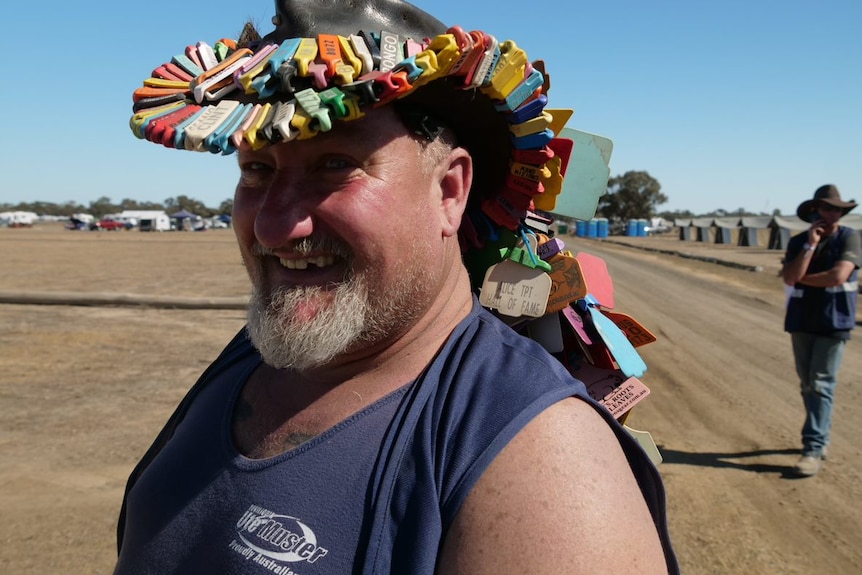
[548,138,574,177]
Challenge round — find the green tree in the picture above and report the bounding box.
[598,171,667,222]
[218,198,234,216]
[163,195,213,217]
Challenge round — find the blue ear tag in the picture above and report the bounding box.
[552,127,614,221]
[581,295,647,378]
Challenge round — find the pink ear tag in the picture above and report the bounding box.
[575,251,614,309]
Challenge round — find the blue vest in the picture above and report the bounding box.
[785,226,859,335]
[116,300,677,574]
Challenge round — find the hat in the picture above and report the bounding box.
[796,184,858,222]
[129,0,579,240]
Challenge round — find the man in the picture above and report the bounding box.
[116,1,678,572]
[783,184,860,477]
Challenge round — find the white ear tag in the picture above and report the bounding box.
[479,259,551,318]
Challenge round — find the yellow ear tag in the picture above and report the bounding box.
[533,155,563,211]
[545,108,574,136]
[479,259,551,318]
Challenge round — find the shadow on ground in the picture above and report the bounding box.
[658,447,814,478]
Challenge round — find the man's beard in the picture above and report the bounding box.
[245,240,434,372]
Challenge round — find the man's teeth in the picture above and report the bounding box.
[279,255,336,270]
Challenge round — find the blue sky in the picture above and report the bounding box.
[1,0,859,216]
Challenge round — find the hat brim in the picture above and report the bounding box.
[796,198,858,222]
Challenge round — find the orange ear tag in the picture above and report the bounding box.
[600,310,657,347]
[479,259,551,318]
[545,253,587,313]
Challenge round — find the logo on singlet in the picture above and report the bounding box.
[230,504,329,571]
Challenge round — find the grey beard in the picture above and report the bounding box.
[246,278,371,371]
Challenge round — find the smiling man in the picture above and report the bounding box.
[115,1,678,573]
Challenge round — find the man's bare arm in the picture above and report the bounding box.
[437,398,668,574]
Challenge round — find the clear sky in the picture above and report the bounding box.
[1,0,859,216]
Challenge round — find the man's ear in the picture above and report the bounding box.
[437,147,473,238]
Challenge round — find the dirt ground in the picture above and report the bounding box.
[1,224,860,574]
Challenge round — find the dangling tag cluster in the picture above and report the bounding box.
[478,221,659,435]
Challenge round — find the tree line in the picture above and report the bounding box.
[1,195,234,220]
[3,172,780,222]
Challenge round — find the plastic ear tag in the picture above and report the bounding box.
[509,111,553,138]
[547,137,573,177]
[269,38,301,74]
[213,41,231,62]
[552,127,613,221]
[319,87,347,118]
[163,62,194,82]
[526,311,564,354]
[484,40,527,99]
[294,38,319,76]
[512,129,554,151]
[506,93,547,125]
[196,41,219,70]
[537,236,564,259]
[623,426,662,465]
[566,360,651,420]
[575,252,614,309]
[269,100,299,142]
[561,305,592,344]
[533,156,563,211]
[349,33,375,73]
[510,161,549,183]
[130,101,186,138]
[544,108,574,136]
[171,54,204,78]
[500,247,551,273]
[378,30,403,72]
[143,78,190,90]
[243,102,273,149]
[600,310,657,347]
[232,103,262,149]
[469,34,499,88]
[183,45,204,70]
[497,68,544,112]
[192,54,252,103]
[583,300,647,378]
[237,43,279,93]
[416,34,459,84]
[276,61,300,94]
[479,259,551,318]
[183,100,240,151]
[545,252,587,313]
[207,102,252,154]
[295,88,333,133]
[337,35,363,76]
[152,65,184,81]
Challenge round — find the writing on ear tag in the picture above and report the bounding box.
[545,253,587,313]
[600,310,657,347]
[479,259,551,318]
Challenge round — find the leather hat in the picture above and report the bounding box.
[796,184,858,222]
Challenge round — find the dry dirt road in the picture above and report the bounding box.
[1,225,860,574]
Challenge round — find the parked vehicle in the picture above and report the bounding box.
[90,219,128,231]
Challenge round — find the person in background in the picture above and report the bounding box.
[782,184,860,477]
[115,1,678,572]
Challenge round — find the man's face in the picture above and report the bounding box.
[816,203,844,226]
[232,107,450,371]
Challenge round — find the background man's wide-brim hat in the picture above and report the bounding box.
[796,184,858,222]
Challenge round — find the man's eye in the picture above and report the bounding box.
[238,162,273,186]
[320,157,354,170]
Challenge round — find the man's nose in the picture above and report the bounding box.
[253,182,315,247]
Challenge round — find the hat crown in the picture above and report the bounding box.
[813,184,843,202]
[266,0,447,43]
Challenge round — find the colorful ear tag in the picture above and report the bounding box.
[600,310,657,347]
[544,108,574,136]
[561,305,592,344]
[545,252,587,313]
[574,251,614,309]
[579,296,647,378]
[552,127,613,221]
